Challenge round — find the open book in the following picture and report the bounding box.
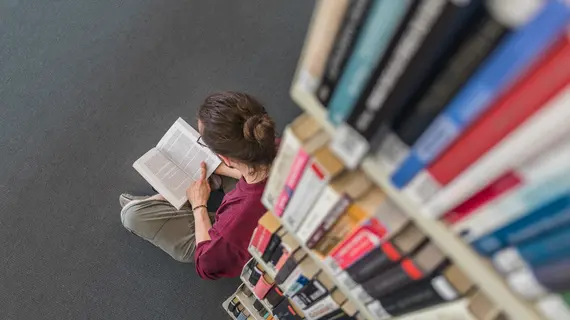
[133,118,221,209]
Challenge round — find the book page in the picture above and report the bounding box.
[156,118,221,180]
[133,148,190,209]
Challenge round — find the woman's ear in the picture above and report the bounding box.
[218,155,234,168]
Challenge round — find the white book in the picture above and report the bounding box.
[133,118,221,209]
[420,85,570,218]
[536,294,570,320]
[451,137,570,242]
[507,266,548,300]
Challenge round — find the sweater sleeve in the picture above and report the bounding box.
[194,226,249,280]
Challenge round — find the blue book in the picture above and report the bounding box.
[515,228,570,268]
[327,0,412,125]
[390,1,570,188]
[472,193,570,256]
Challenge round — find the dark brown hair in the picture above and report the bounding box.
[198,91,276,172]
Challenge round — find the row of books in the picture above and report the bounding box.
[298,0,570,217]
[259,111,570,319]
[249,212,505,320]
[227,294,258,320]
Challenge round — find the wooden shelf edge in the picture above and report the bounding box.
[289,83,542,320]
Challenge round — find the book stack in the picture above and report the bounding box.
[223,0,570,319]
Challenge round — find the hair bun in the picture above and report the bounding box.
[243,114,274,142]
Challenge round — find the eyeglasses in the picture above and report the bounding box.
[197,135,208,148]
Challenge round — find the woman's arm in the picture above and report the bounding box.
[214,162,242,180]
[187,162,214,244]
[193,206,212,243]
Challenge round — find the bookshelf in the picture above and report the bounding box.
[289,83,542,320]
[222,295,237,320]
[248,247,278,280]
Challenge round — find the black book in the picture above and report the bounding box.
[367,265,473,318]
[394,3,511,146]
[248,265,263,286]
[273,299,303,320]
[291,272,335,310]
[317,0,373,106]
[269,244,285,266]
[262,229,285,262]
[346,224,427,284]
[253,299,264,312]
[349,0,484,141]
[275,250,307,285]
[265,286,285,308]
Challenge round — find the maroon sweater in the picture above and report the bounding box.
[194,178,266,280]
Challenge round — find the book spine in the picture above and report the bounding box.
[256,226,273,257]
[296,185,341,244]
[303,294,342,320]
[275,258,297,285]
[494,228,570,274]
[375,4,511,172]
[391,0,570,189]
[442,172,522,225]
[327,0,412,125]
[281,161,329,231]
[269,244,285,266]
[306,195,351,248]
[262,127,300,211]
[329,220,388,270]
[406,32,570,205]
[262,234,282,262]
[451,139,570,243]
[346,241,403,284]
[249,227,263,252]
[296,0,350,93]
[422,85,570,219]
[355,0,481,140]
[284,274,310,297]
[536,295,570,320]
[274,149,310,217]
[473,194,570,257]
[291,280,328,310]
[367,274,459,318]
[317,0,373,106]
[362,259,424,299]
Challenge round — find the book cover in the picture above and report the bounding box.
[313,187,385,256]
[275,250,307,285]
[274,130,329,217]
[493,227,570,274]
[291,272,334,310]
[327,0,413,125]
[450,138,570,243]
[473,193,570,257]
[375,1,513,174]
[268,244,285,266]
[256,212,281,257]
[391,0,570,189]
[361,242,446,299]
[296,0,350,93]
[302,289,347,320]
[353,0,483,141]
[297,169,372,245]
[281,257,320,297]
[367,264,472,318]
[346,224,427,284]
[317,0,373,106]
[262,114,321,211]
[508,258,570,300]
[281,146,344,231]
[442,172,522,225]
[406,31,570,205]
[422,84,570,219]
[265,286,285,309]
[262,229,286,262]
[254,273,274,299]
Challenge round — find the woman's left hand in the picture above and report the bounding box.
[187,162,211,208]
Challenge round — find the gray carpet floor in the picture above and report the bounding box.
[0,1,312,319]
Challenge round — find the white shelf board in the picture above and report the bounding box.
[289,83,542,320]
[222,295,237,320]
[248,246,278,280]
[235,290,265,320]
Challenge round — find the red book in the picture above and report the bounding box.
[255,213,281,254]
[428,34,570,186]
[249,226,263,250]
[442,171,522,225]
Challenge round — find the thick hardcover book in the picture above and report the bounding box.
[407,32,570,206]
[327,0,413,125]
[450,138,570,243]
[329,200,408,270]
[291,272,335,310]
[473,193,570,257]
[302,289,347,320]
[317,0,373,106]
[262,114,321,211]
[391,0,570,189]
[273,298,304,320]
[262,229,286,262]
[508,258,570,300]
[282,257,320,297]
[346,224,426,284]
[353,0,483,141]
[493,227,570,274]
[255,213,281,257]
[248,265,263,286]
[442,172,522,225]
[281,146,344,231]
[367,264,473,318]
[254,273,275,300]
[296,0,350,93]
[313,187,385,256]
[274,129,329,217]
[375,1,512,173]
[265,286,285,309]
[297,169,372,245]
[422,85,570,219]
[275,250,307,285]
[268,244,285,266]
[361,242,446,299]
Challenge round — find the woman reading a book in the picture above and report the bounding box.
[120,92,276,280]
